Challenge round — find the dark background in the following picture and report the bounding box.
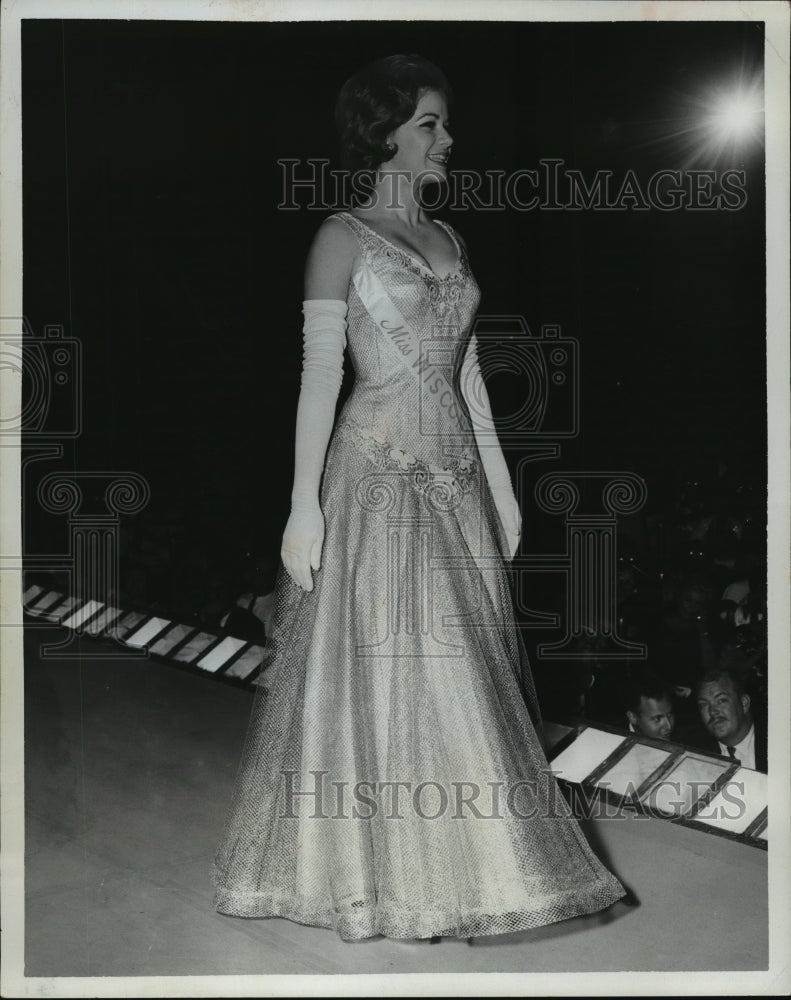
[21,18,766,622]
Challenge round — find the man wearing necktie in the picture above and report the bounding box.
[695,668,766,772]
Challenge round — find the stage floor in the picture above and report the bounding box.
[21,625,768,977]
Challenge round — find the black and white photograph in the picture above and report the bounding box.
[1,1,789,996]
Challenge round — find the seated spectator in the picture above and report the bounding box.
[694,667,767,772]
[623,670,675,740]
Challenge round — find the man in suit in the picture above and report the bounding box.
[694,667,767,772]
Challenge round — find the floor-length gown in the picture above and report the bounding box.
[212,210,626,940]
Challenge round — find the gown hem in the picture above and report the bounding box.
[212,868,626,941]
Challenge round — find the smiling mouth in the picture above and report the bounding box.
[427,153,450,165]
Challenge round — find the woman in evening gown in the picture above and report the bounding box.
[212,53,626,941]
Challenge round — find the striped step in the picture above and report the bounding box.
[21,584,266,687]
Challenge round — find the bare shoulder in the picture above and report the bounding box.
[303,214,359,300]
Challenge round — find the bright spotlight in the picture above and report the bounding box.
[644,70,764,170]
[707,90,763,143]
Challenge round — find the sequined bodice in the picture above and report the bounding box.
[329,211,482,470]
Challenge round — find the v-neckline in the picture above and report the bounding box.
[345,212,463,282]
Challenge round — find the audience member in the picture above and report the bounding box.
[623,670,675,740]
[694,668,767,772]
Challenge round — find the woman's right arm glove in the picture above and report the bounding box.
[280,298,348,591]
[460,333,522,560]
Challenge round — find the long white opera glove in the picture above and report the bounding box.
[460,334,522,560]
[280,299,348,591]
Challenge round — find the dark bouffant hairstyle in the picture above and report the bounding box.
[334,53,453,175]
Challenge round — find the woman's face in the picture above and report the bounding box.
[384,88,453,188]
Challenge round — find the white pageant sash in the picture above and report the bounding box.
[353,263,460,422]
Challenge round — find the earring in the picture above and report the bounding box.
[385,142,395,154]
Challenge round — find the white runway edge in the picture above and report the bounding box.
[21,584,266,686]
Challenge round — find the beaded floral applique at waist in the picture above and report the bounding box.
[333,420,479,513]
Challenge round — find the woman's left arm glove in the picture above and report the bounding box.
[460,334,522,559]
